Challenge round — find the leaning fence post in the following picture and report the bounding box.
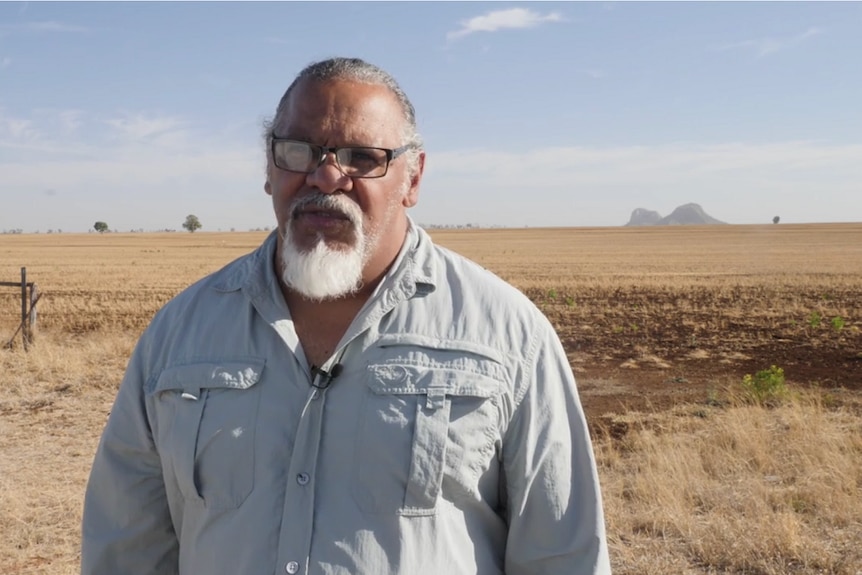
[21,267,29,350]
[30,282,38,335]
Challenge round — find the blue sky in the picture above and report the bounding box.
[1,1,861,232]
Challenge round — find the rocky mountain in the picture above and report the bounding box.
[625,203,726,226]
[626,208,663,226]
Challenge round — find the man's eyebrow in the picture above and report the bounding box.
[276,133,311,142]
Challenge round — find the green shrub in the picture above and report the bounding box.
[831,316,845,331]
[741,365,789,404]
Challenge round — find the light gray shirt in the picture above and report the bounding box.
[81,222,611,574]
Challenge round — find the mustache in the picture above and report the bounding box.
[289,192,362,227]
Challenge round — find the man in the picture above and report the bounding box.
[81,57,611,574]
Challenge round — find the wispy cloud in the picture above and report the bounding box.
[0,110,37,142]
[583,69,606,80]
[105,113,188,145]
[58,110,84,132]
[0,56,11,69]
[447,8,563,41]
[30,21,88,32]
[0,109,192,157]
[716,27,823,58]
[0,21,89,34]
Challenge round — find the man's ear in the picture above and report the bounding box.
[264,159,275,196]
[402,152,425,208]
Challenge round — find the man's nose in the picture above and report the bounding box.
[306,152,350,194]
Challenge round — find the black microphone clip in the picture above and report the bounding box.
[311,363,343,389]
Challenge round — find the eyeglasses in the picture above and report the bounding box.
[271,138,411,178]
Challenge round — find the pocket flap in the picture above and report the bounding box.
[151,358,266,395]
[367,364,500,398]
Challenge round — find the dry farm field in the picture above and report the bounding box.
[1,223,861,574]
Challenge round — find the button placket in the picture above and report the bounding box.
[276,365,329,575]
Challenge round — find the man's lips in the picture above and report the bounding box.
[294,208,351,220]
[292,208,355,230]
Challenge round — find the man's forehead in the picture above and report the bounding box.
[288,77,392,105]
[279,79,402,136]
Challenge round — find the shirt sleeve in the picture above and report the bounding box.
[502,320,612,575]
[81,342,179,575]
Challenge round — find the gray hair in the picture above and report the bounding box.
[264,57,423,177]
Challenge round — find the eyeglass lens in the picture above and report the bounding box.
[275,141,389,177]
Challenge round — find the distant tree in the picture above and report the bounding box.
[773,216,780,224]
[182,214,202,233]
[94,221,109,233]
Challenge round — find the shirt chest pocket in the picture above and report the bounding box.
[150,359,265,510]
[353,361,503,516]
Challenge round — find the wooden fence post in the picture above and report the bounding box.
[30,283,38,335]
[21,267,29,350]
[2,269,39,351]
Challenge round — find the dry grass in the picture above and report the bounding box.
[1,331,137,574]
[0,232,265,334]
[597,392,862,574]
[1,224,861,574]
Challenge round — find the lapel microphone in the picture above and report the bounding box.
[311,363,344,389]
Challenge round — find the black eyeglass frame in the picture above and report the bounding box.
[270,137,413,179]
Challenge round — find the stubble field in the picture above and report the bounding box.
[1,223,861,574]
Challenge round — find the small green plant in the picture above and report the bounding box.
[564,296,575,307]
[547,289,557,301]
[831,316,845,331]
[807,311,822,328]
[741,365,789,404]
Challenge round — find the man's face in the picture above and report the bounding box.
[265,78,423,300]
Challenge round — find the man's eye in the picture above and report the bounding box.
[350,150,382,164]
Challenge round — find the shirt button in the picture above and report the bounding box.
[296,472,310,485]
[286,561,299,574]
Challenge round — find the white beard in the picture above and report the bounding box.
[279,194,369,301]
